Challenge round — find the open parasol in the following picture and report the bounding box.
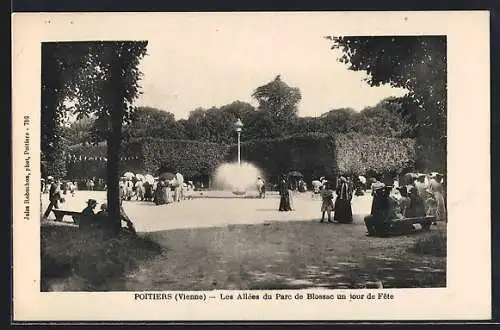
[123,172,135,179]
[144,174,155,184]
[159,172,176,181]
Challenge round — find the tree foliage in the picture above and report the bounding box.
[41,41,148,231]
[252,75,302,130]
[124,106,187,140]
[327,36,446,170]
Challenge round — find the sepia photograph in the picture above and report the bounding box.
[39,35,448,292]
[12,11,490,321]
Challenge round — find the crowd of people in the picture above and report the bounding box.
[41,169,446,237]
[119,172,195,205]
[276,171,447,226]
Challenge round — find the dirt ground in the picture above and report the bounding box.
[41,190,446,291]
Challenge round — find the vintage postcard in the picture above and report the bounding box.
[12,11,491,321]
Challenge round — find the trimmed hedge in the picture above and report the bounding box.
[65,138,230,181]
[334,132,416,177]
[228,133,337,183]
[139,137,229,178]
[64,133,416,185]
[228,133,415,183]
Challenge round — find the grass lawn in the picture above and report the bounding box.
[41,219,446,291]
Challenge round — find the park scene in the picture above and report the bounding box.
[40,32,447,292]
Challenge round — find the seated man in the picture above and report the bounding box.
[78,199,98,228]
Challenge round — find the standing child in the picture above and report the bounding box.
[320,181,335,223]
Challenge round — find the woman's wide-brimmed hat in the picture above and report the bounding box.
[87,199,97,206]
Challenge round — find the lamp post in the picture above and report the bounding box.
[234,118,244,166]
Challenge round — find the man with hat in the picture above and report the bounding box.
[78,199,98,229]
[42,178,62,220]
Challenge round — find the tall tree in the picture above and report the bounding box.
[124,106,186,140]
[42,41,148,233]
[252,75,302,125]
[320,107,359,133]
[327,36,446,171]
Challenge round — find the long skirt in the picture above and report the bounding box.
[154,188,165,205]
[144,186,153,201]
[434,192,446,221]
[334,198,353,223]
[279,193,292,211]
[165,188,173,203]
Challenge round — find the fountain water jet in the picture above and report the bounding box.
[211,161,264,195]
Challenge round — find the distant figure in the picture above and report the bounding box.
[334,176,353,223]
[278,174,293,212]
[414,174,430,199]
[256,177,265,198]
[174,173,184,202]
[125,179,134,201]
[358,175,367,190]
[397,186,411,217]
[135,178,144,201]
[311,179,323,198]
[87,179,95,191]
[184,181,194,200]
[429,173,446,222]
[119,178,126,200]
[364,185,392,236]
[154,180,167,205]
[143,180,153,201]
[320,181,335,223]
[42,178,62,219]
[406,186,426,218]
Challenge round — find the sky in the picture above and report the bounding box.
[134,15,407,120]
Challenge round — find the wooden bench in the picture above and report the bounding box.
[386,216,435,236]
[52,210,84,224]
[365,215,435,237]
[52,210,81,222]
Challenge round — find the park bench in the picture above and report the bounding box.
[366,215,435,237]
[52,210,83,223]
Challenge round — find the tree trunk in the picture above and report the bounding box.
[107,124,122,234]
[106,47,125,234]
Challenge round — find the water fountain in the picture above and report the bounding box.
[211,118,264,196]
[212,161,264,195]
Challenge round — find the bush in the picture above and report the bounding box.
[63,133,416,184]
[335,132,416,177]
[410,230,447,257]
[139,137,230,178]
[228,133,416,184]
